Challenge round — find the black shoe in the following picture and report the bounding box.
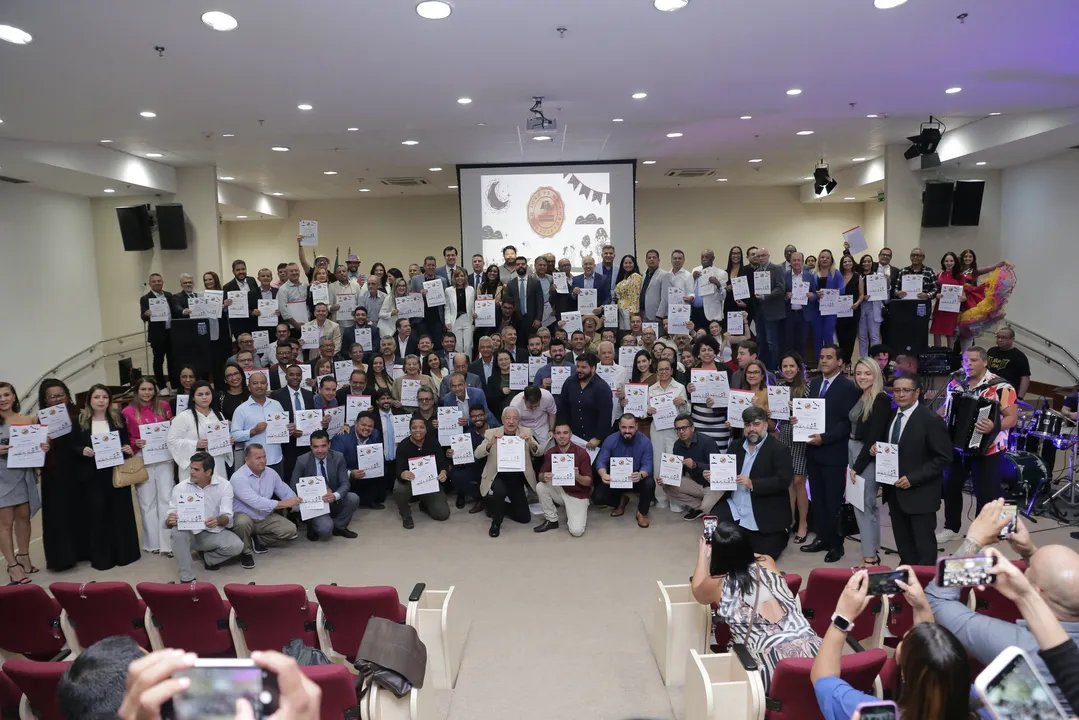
[402,516,415,530]
[251,536,268,554]
[800,538,827,553]
[533,519,559,533]
[468,500,485,514]
[179,577,197,583]
[1072,531,1079,540]
[683,509,704,521]
[240,554,255,569]
[306,525,319,541]
[824,548,845,563]
[370,502,385,510]
[456,495,466,509]
[333,528,358,539]
[489,523,501,538]
[202,559,219,572]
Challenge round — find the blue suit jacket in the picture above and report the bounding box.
[340,324,381,360]
[570,273,611,309]
[441,387,499,428]
[783,268,819,319]
[331,429,384,472]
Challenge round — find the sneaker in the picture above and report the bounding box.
[935,529,959,543]
[655,498,669,509]
[251,536,268,554]
[669,501,685,513]
[240,554,255,569]
[683,508,704,521]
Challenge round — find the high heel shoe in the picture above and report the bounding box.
[861,555,882,566]
[15,554,38,574]
[792,529,808,544]
[6,564,30,585]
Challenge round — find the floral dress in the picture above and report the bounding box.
[615,273,643,330]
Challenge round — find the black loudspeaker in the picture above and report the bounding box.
[950,180,985,226]
[156,203,188,249]
[921,181,955,228]
[116,204,154,251]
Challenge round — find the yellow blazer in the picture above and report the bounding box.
[474,427,543,497]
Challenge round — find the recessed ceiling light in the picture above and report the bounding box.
[786,88,802,96]
[140,111,157,118]
[448,185,458,189]
[476,122,486,126]
[201,11,238,31]
[271,146,290,152]
[654,0,689,11]
[740,115,752,120]
[865,114,879,118]
[666,132,683,138]
[103,188,115,194]
[873,0,908,8]
[749,158,763,163]
[416,1,452,19]
[359,188,371,193]
[0,25,33,45]
[631,92,648,99]
[347,127,359,131]
[145,153,164,158]
[429,167,442,171]
[219,176,235,180]
[716,178,728,182]
[533,135,551,141]
[642,160,657,165]
[297,104,313,111]
[271,192,284,196]
[323,171,338,175]
[100,139,113,143]
[457,97,472,105]
[976,161,987,166]
[844,197,857,200]
[612,118,624,122]
[803,176,814,181]
[221,133,235,137]
[401,140,419,145]
[237,215,248,219]
[945,87,962,94]
[796,130,814,135]
[989,112,1001,116]
[851,157,867,162]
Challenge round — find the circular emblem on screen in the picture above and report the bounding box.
[527,187,565,238]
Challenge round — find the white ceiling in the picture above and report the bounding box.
[2,0,1079,200]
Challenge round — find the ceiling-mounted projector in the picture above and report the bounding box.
[526,96,558,133]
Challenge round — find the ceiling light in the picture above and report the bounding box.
[786,88,802,96]
[448,185,458,189]
[219,176,235,180]
[323,171,338,175]
[0,25,32,44]
[654,0,689,10]
[873,0,908,8]
[904,116,944,160]
[145,153,164,158]
[457,97,472,104]
[666,132,683,138]
[813,162,838,196]
[642,160,657,165]
[866,114,879,118]
[476,122,486,126]
[740,115,752,120]
[140,111,157,118]
[100,139,113,143]
[221,133,235,137]
[945,87,962,94]
[347,127,359,131]
[201,10,238,31]
[359,188,371,193]
[103,189,115,194]
[851,157,867,162]
[271,192,283,196]
[271,146,290,152]
[631,92,648,99]
[401,140,419,145]
[716,178,728,182]
[416,1,452,19]
[796,130,814,135]
[533,135,551,141]
[976,161,987,166]
[297,103,313,111]
[612,118,624,122]
[429,167,442,171]
[749,158,763,163]
[237,215,248,219]
[844,197,857,200]
[989,112,1001,116]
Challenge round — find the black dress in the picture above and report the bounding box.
[218,390,249,421]
[835,274,862,364]
[40,406,90,571]
[75,418,141,571]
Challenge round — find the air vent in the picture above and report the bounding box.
[664,168,716,178]
[378,177,429,187]
[0,175,30,184]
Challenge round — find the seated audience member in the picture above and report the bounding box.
[926,499,1079,711]
[534,422,594,537]
[595,414,655,528]
[475,406,543,538]
[291,430,359,541]
[333,411,388,509]
[165,451,243,582]
[442,372,498,429]
[509,385,558,451]
[812,570,983,720]
[57,635,146,720]
[662,416,726,520]
[395,416,450,529]
[693,521,820,691]
[446,404,491,512]
[230,444,300,569]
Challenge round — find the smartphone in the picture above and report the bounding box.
[854,701,898,720]
[975,646,1069,720]
[162,659,279,720]
[937,554,997,588]
[998,504,1018,539]
[865,568,909,597]
[702,515,718,541]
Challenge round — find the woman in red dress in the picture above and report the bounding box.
[930,252,964,347]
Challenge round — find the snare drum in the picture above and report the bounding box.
[1030,410,1074,440]
[1000,450,1048,500]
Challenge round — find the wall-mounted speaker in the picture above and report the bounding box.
[950,180,985,226]
[921,181,955,228]
[116,204,154,251]
[156,203,188,249]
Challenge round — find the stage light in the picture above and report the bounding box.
[813,162,838,196]
[904,117,944,160]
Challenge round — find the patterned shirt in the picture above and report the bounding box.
[943,370,1015,455]
[892,264,939,299]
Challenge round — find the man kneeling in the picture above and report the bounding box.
[535,423,593,537]
[231,444,300,569]
[167,451,243,582]
[292,430,359,541]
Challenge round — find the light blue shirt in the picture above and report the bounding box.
[230,396,285,465]
[231,464,295,521]
[728,435,766,531]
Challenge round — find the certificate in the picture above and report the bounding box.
[550,366,572,395]
[609,456,634,489]
[509,363,528,390]
[659,453,683,487]
[391,414,413,445]
[668,286,686,307]
[356,443,384,478]
[396,294,424,320]
[423,279,446,307]
[300,324,321,350]
[252,331,270,355]
[177,491,206,532]
[792,399,825,442]
[596,365,621,391]
[437,407,463,446]
[709,453,738,491]
[297,476,329,521]
[727,390,756,429]
[818,288,839,316]
[475,296,496,327]
[295,409,323,447]
[324,407,345,436]
[623,383,649,417]
[335,292,356,322]
[497,435,526,472]
[767,386,791,421]
[791,279,810,309]
[618,346,640,372]
[698,268,718,297]
[603,304,619,328]
[450,434,474,465]
[875,442,900,485]
[354,327,372,352]
[175,395,189,414]
[668,303,690,335]
[227,291,249,319]
[390,365,405,380]
[408,455,439,495]
[901,274,924,296]
[7,424,47,468]
[188,295,213,319]
[528,355,548,382]
[690,369,717,405]
[650,393,678,431]
[938,284,963,313]
[836,294,854,318]
[334,361,354,385]
[866,274,889,302]
[753,270,772,296]
[570,434,601,465]
[205,419,232,457]
[561,311,582,334]
[37,404,72,438]
[92,431,125,470]
[345,395,371,424]
[551,453,576,486]
[201,290,224,318]
[310,283,330,306]
[149,297,170,322]
[727,311,744,336]
[265,411,290,444]
[730,275,750,300]
[257,299,279,326]
[288,299,310,325]
[139,421,172,465]
[400,379,420,407]
[553,272,569,294]
[299,219,318,246]
[845,469,866,512]
[577,288,598,315]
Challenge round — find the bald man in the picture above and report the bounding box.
[926,499,1079,711]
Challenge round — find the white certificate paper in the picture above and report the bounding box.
[475,297,496,327]
[551,453,576,486]
[727,311,745,336]
[727,390,756,429]
[175,395,189,414]
[845,469,866,512]
[577,288,598,315]
[698,268,718,297]
[553,273,569,294]
[423,279,446,307]
[7,425,47,468]
[550,366,572,395]
[400,379,420,407]
[497,435,526,472]
[730,275,750,300]
[334,361,354,385]
[335,293,356,322]
[624,383,649,418]
[938,284,962,313]
[408,455,439,495]
[257,299,279,326]
[92,431,125,470]
[205,419,232,457]
[299,219,318,246]
[791,279,810,309]
[177,491,206,532]
[767,386,791,421]
[792,399,825,442]
[901,274,923,297]
[528,355,548,382]
[709,453,738,491]
[265,410,290,445]
[295,409,323,447]
[668,286,686,308]
[354,327,372,352]
[618,346,641,372]
[836,294,854,318]
[437,407,463,446]
[509,363,529,390]
[753,270,772,296]
[297,476,329,521]
[311,283,331,306]
[609,456,634,489]
[650,393,678,431]
[139,421,172,465]
[659,453,683,487]
[875,442,899,485]
[396,294,424,320]
[450,434,474,465]
[866,274,889,302]
[603,304,619,329]
[668,303,690,335]
[356,443,384,478]
[37,404,72,439]
[300,324,321,350]
[324,406,345,436]
[149,297,170,322]
[560,311,582,334]
[227,291,249,319]
[392,414,413,445]
[345,395,371,424]
[819,289,839,316]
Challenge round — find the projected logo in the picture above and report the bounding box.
[526,187,565,238]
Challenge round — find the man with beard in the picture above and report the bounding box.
[555,352,613,453]
[506,255,544,333]
[408,255,450,346]
[534,423,594,537]
[534,338,573,393]
[223,259,259,339]
[445,404,490,512]
[595,414,655,528]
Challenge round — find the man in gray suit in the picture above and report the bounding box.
[408,255,450,347]
[440,353,483,396]
[291,430,359,541]
[434,246,460,283]
[751,248,788,372]
[639,249,671,323]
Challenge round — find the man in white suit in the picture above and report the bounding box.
[639,249,671,323]
[690,248,729,331]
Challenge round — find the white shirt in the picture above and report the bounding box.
[169,477,234,534]
[286,387,306,412]
[888,401,919,444]
[667,268,694,299]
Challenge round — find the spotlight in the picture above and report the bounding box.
[904,116,944,161]
[813,161,838,196]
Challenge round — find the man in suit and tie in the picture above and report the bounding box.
[442,373,499,429]
[291,430,359,541]
[783,252,817,360]
[638,249,671,323]
[140,273,175,392]
[495,298,527,354]
[371,389,406,490]
[570,256,611,316]
[440,354,483,396]
[876,247,899,346]
[223,259,260,339]
[408,255,450,347]
[802,344,861,563]
[872,375,952,565]
[248,267,279,331]
[268,343,297,392]
[468,253,486,292]
[331,411,388,509]
[434,246,460,283]
[169,273,199,318]
[271,364,317,493]
[505,256,545,334]
[470,336,497,384]
[392,318,419,362]
[340,307,380,361]
[752,248,788,372]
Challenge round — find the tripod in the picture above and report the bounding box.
[1037,435,1079,521]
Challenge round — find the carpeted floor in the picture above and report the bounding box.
[16,490,1078,720]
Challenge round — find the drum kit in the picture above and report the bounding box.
[1005,395,1079,522]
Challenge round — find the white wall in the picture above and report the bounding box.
[0,184,105,398]
[863,199,885,251]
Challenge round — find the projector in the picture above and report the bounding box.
[526,116,558,133]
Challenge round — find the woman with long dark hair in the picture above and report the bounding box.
[777,353,810,542]
[37,379,88,571]
[0,382,44,584]
[835,253,864,366]
[121,377,174,557]
[932,251,965,347]
[724,246,751,320]
[614,254,643,331]
[369,262,388,292]
[216,362,249,420]
[166,380,232,482]
[857,253,884,357]
[485,349,519,419]
[170,365,198,415]
[479,264,505,304]
[368,354,394,395]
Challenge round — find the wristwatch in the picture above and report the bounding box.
[830,612,853,633]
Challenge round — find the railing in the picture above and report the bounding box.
[1007,321,1079,385]
[19,331,149,413]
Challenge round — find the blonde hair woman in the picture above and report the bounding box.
[378,277,411,337]
[847,357,892,566]
[445,267,476,358]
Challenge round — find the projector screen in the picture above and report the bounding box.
[457,161,636,271]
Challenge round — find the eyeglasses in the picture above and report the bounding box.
[675,425,692,432]
[224,372,241,379]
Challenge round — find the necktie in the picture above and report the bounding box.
[519,279,527,314]
[294,391,302,410]
[890,411,904,444]
[318,459,326,479]
[385,413,395,460]
[819,378,830,398]
[639,270,654,313]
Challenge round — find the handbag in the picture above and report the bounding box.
[113,456,148,488]
[352,617,426,699]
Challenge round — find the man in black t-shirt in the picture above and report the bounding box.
[987,327,1030,398]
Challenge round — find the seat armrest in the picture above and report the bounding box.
[845,635,866,653]
[731,643,758,672]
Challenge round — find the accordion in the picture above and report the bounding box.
[947,390,1000,455]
